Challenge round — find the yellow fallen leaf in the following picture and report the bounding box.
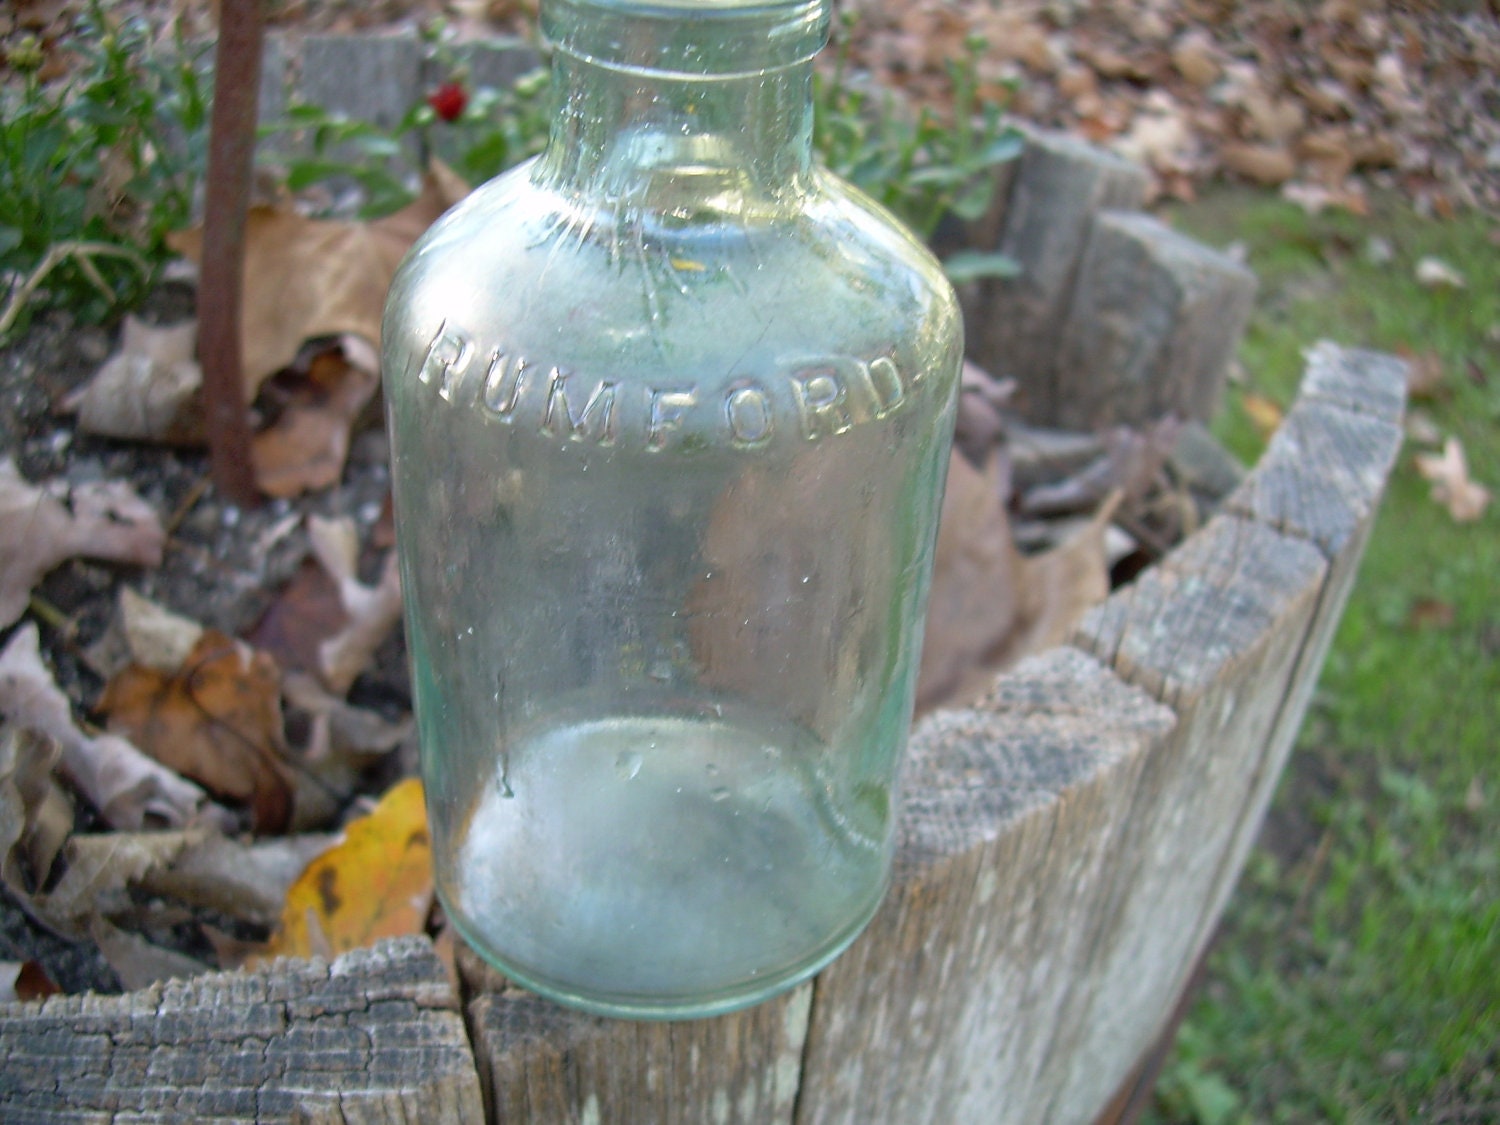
[251,777,432,964]
[670,257,707,272]
[1240,391,1284,441]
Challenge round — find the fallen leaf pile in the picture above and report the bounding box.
[839,0,1500,213]
[9,0,1498,215]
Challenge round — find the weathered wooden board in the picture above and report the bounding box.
[795,648,1174,1125]
[1203,343,1406,946]
[1052,211,1257,430]
[0,938,484,1124]
[468,982,811,1124]
[968,128,1149,423]
[1057,513,1327,1121]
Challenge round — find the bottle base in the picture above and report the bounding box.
[445,886,884,1021]
[436,711,890,1020]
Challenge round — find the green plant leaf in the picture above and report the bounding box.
[980,130,1025,166]
[941,251,1021,284]
[949,176,997,222]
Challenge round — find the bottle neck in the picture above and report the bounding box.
[534,0,829,206]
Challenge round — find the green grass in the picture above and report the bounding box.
[1147,188,1500,1123]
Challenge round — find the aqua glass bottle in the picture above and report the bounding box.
[381,0,962,1018]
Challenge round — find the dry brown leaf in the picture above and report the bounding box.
[251,343,380,498]
[120,588,205,673]
[915,451,1021,713]
[280,671,413,829]
[917,455,1121,714]
[9,828,200,940]
[1113,95,1194,176]
[1401,351,1448,400]
[1009,491,1122,660]
[307,516,404,695]
[90,916,211,990]
[1404,409,1443,445]
[253,402,354,498]
[1406,597,1455,631]
[1171,30,1221,87]
[1242,91,1306,145]
[81,587,205,683]
[136,828,338,929]
[0,458,166,629]
[0,959,61,1002]
[98,631,294,834]
[70,316,204,444]
[247,558,349,679]
[0,725,72,900]
[250,776,432,965]
[0,624,214,830]
[1296,128,1356,184]
[1414,437,1492,522]
[282,672,411,764]
[1220,142,1297,186]
[168,167,468,394]
[1281,181,1369,216]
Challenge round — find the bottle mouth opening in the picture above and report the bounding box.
[542,0,830,77]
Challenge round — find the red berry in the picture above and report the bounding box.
[427,82,467,123]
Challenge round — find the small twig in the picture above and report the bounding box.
[0,240,149,339]
[26,593,75,637]
[1290,824,1335,923]
[165,475,213,536]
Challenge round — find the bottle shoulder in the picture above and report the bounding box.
[394,160,955,317]
[383,159,962,405]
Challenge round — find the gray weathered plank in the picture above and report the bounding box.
[1052,210,1257,430]
[467,982,811,1124]
[795,647,1174,1125]
[298,35,425,167]
[1198,344,1406,948]
[1294,338,1409,422]
[1044,513,1326,1121]
[0,938,484,1124]
[968,129,1149,423]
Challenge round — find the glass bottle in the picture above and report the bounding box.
[381,0,962,1019]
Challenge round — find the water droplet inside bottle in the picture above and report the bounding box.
[615,751,643,780]
[710,786,731,802]
[648,658,673,682]
[705,762,720,776]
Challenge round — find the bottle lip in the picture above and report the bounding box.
[542,0,830,77]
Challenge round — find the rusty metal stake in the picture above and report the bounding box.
[196,0,265,508]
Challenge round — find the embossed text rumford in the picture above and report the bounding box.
[410,321,918,451]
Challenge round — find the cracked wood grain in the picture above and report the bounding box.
[0,938,484,1123]
[467,982,812,1124]
[794,648,1175,1125]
